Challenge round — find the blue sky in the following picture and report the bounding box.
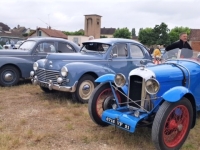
[0,0,199,35]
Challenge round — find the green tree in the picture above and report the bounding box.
[152,22,170,45]
[113,27,131,39]
[138,28,154,46]
[100,35,107,38]
[63,29,84,35]
[168,27,190,44]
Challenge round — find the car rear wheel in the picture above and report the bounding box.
[152,97,193,150]
[0,66,20,86]
[72,74,96,103]
[88,82,121,126]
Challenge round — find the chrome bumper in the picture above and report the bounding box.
[31,75,77,92]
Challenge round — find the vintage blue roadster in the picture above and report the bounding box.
[88,48,200,150]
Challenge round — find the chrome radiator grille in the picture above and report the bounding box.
[36,69,62,84]
[128,75,143,107]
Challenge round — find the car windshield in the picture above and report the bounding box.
[81,43,110,53]
[18,41,36,51]
[162,48,200,63]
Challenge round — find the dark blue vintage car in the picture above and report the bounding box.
[88,48,200,150]
[30,38,152,103]
[0,37,80,86]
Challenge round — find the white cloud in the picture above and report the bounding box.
[0,0,199,35]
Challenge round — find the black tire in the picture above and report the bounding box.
[0,66,20,86]
[88,82,122,126]
[152,97,193,150]
[72,74,96,103]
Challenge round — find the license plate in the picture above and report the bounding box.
[105,117,130,130]
[40,82,49,88]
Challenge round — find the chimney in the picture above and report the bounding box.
[18,25,20,28]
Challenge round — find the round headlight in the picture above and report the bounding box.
[145,79,160,94]
[61,66,68,77]
[33,62,38,71]
[114,73,126,87]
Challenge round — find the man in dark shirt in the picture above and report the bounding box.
[166,32,192,51]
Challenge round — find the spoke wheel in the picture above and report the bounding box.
[88,82,121,126]
[152,97,193,150]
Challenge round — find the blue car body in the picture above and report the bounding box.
[0,37,80,86]
[31,38,152,103]
[88,48,200,150]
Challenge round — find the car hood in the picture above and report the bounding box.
[147,63,184,82]
[0,49,30,56]
[46,53,104,61]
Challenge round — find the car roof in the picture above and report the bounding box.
[26,37,80,51]
[82,38,142,45]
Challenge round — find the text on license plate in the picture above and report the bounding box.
[105,117,130,130]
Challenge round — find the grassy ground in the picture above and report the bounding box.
[0,81,200,150]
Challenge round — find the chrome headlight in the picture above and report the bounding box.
[33,62,38,71]
[114,73,126,87]
[61,66,68,77]
[145,79,160,94]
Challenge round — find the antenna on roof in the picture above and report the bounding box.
[38,17,51,29]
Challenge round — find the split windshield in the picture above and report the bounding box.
[162,48,200,63]
[81,43,110,53]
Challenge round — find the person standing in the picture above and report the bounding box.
[165,32,192,51]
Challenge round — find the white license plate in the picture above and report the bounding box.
[105,117,130,130]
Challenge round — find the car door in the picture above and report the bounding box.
[129,44,150,68]
[32,41,57,61]
[107,43,131,77]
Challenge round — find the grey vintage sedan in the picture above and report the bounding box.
[31,38,153,103]
[0,37,80,86]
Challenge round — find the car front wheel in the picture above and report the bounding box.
[88,82,122,126]
[152,97,193,150]
[72,74,96,103]
[0,66,20,86]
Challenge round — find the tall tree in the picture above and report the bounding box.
[113,27,131,39]
[168,27,190,44]
[138,28,154,46]
[152,22,170,45]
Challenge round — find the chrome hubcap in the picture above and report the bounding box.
[4,73,13,82]
[79,80,94,100]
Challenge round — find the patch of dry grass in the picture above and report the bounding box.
[0,82,200,150]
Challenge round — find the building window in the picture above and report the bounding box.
[38,30,42,36]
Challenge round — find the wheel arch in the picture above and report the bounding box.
[80,71,98,80]
[0,64,22,78]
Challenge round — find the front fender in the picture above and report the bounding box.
[0,57,34,78]
[95,74,115,83]
[95,74,128,95]
[162,86,191,102]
